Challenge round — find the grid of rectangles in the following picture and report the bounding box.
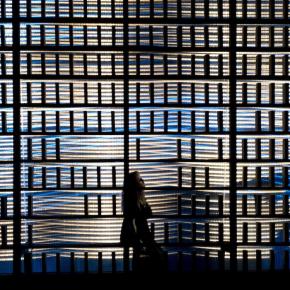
[0,0,290,274]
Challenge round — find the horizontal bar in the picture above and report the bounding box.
[3,75,290,81]
[2,17,290,25]
[17,76,229,81]
[6,132,290,137]
[20,186,290,191]
[20,186,231,191]
[1,46,289,53]
[16,214,230,219]
[18,158,290,163]
[12,18,231,24]
[21,158,231,163]
[17,46,231,53]
[16,214,290,220]
[2,104,290,109]
[12,186,290,192]
[4,132,232,136]
[14,104,231,108]
[18,241,229,249]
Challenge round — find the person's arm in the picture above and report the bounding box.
[134,203,155,247]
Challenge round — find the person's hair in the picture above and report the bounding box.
[122,171,146,215]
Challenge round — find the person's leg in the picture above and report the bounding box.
[132,247,141,272]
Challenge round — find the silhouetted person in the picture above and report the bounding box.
[120,171,166,273]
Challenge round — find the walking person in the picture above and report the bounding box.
[120,171,166,273]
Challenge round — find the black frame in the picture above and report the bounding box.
[0,0,288,274]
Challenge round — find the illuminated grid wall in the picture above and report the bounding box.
[0,0,289,274]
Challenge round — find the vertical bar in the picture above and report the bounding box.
[205,167,209,188]
[28,195,33,218]
[243,250,248,272]
[255,195,261,216]
[70,110,74,132]
[191,139,195,160]
[218,250,225,271]
[150,222,155,240]
[243,166,248,188]
[269,194,275,216]
[28,224,33,246]
[242,195,247,216]
[13,0,21,274]
[24,252,32,274]
[283,167,289,188]
[283,111,289,132]
[97,166,101,188]
[82,166,87,189]
[242,139,247,160]
[71,167,75,189]
[229,0,237,271]
[191,167,196,188]
[41,138,46,161]
[178,166,182,188]
[84,252,89,274]
[255,111,261,132]
[256,250,262,271]
[256,222,262,244]
[1,225,7,247]
[84,194,89,216]
[205,223,209,243]
[55,111,60,134]
[112,194,116,216]
[112,166,116,187]
[56,167,61,189]
[0,196,7,218]
[177,139,181,159]
[191,195,196,217]
[112,252,116,273]
[270,250,275,271]
[177,194,182,216]
[42,166,47,189]
[284,194,289,215]
[56,253,61,273]
[218,138,223,160]
[28,166,33,189]
[111,111,115,133]
[256,139,261,160]
[243,223,248,244]
[123,247,129,273]
[219,223,223,243]
[98,252,103,274]
[192,223,196,244]
[55,138,60,161]
[70,252,75,273]
[164,222,169,244]
[42,253,47,273]
[284,223,289,243]
[98,195,102,216]
[284,25,289,49]
[270,223,275,244]
[123,0,130,185]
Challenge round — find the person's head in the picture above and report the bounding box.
[122,171,146,212]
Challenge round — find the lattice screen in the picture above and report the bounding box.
[0,0,289,273]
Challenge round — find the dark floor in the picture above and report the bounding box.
[0,272,287,290]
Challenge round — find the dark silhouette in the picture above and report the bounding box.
[120,171,166,273]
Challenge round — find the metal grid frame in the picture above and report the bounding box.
[0,0,289,274]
